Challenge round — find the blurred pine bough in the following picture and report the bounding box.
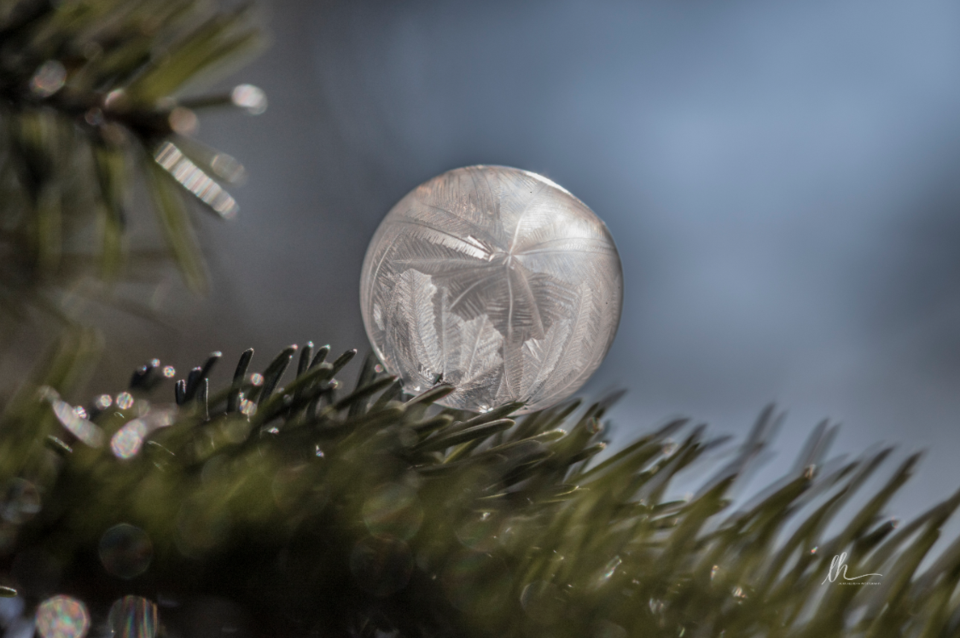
[1,334,959,638]
[0,0,267,329]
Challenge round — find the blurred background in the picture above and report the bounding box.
[21,0,960,517]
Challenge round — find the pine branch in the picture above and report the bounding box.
[0,338,957,637]
[0,0,267,324]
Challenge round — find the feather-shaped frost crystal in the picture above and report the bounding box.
[360,166,623,412]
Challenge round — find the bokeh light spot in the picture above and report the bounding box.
[111,420,147,460]
[350,535,413,597]
[362,483,423,540]
[35,595,89,638]
[108,596,158,638]
[30,61,66,98]
[115,392,135,410]
[99,524,153,579]
[231,84,267,114]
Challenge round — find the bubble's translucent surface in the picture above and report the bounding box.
[35,595,89,638]
[107,596,158,638]
[99,524,153,579]
[361,166,623,413]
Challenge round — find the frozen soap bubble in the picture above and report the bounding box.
[360,165,623,413]
[35,595,89,638]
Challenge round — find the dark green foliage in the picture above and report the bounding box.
[0,0,266,326]
[2,337,959,637]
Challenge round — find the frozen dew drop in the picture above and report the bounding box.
[30,61,67,98]
[35,595,89,638]
[710,564,719,581]
[115,392,135,410]
[72,406,87,420]
[99,524,153,579]
[108,596,158,638]
[239,398,257,417]
[231,84,267,115]
[249,373,264,387]
[95,394,113,410]
[162,366,176,378]
[111,420,147,460]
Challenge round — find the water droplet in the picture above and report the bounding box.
[266,427,279,435]
[249,373,264,387]
[116,393,135,410]
[99,524,153,579]
[150,359,161,368]
[329,379,340,390]
[662,440,678,455]
[710,565,719,581]
[809,546,818,554]
[162,366,176,378]
[315,445,324,458]
[95,395,113,410]
[231,84,267,115]
[1,479,41,524]
[374,364,384,373]
[111,419,147,460]
[108,596,158,638]
[362,483,423,540]
[72,406,87,420]
[350,535,413,596]
[239,399,257,417]
[35,595,89,638]
[30,61,66,98]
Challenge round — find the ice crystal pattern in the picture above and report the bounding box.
[361,166,623,413]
